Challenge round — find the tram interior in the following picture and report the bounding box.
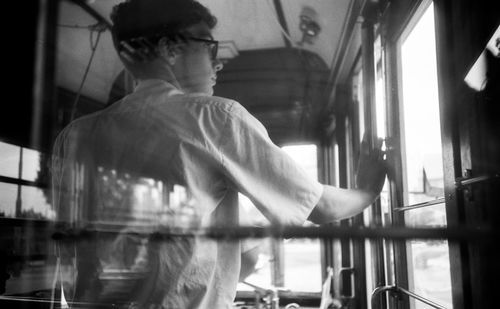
[1,0,499,308]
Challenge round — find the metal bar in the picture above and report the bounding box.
[371,285,398,309]
[67,0,112,30]
[393,197,445,212]
[0,295,122,308]
[0,175,48,188]
[272,0,292,48]
[397,287,448,309]
[1,218,497,241]
[371,286,448,309]
[455,174,499,188]
[50,225,499,242]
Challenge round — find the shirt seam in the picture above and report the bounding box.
[216,101,236,171]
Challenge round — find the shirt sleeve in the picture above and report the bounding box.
[218,101,324,225]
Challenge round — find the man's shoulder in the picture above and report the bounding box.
[188,94,238,111]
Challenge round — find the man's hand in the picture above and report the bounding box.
[355,133,387,199]
[308,132,387,224]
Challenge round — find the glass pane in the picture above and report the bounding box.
[284,238,321,292]
[0,182,17,217]
[5,260,56,296]
[238,237,273,291]
[399,3,452,308]
[238,145,321,292]
[406,203,447,227]
[400,3,444,206]
[282,145,321,292]
[21,148,43,182]
[408,240,452,308]
[0,141,20,178]
[281,144,318,180]
[19,185,54,220]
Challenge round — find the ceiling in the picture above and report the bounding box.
[57,0,354,101]
[55,0,359,143]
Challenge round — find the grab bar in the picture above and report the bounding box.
[455,173,499,189]
[371,285,448,309]
[393,198,445,212]
[49,225,498,241]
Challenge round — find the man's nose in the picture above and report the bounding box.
[213,59,223,72]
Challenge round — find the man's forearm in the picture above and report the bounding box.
[307,185,377,224]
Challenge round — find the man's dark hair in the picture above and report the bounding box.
[111,0,217,46]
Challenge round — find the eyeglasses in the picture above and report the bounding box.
[185,36,219,60]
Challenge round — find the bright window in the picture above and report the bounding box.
[238,144,321,292]
[399,3,452,308]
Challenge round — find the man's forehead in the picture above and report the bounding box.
[184,22,213,39]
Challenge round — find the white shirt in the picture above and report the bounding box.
[52,79,323,308]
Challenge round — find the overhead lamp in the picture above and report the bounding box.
[298,7,321,46]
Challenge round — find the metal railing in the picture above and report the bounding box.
[371,285,448,309]
[393,197,445,212]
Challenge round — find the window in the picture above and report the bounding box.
[0,141,53,219]
[238,144,322,293]
[398,2,452,307]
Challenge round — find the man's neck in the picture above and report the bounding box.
[133,58,182,89]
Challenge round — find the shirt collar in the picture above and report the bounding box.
[134,79,184,96]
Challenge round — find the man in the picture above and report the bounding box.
[51,0,385,308]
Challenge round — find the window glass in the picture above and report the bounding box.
[19,185,54,220]
[21,148,43,182]
[238,144,321,292]
[399,3,451,307]
[281,145,321,292]
[0,141,20,178]
[0,182,17,217]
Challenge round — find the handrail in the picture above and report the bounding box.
[393,197,445,212]
[1,217,497,241]
[371,285,398,308]
[455,173,499,189]
[371,285,448,309]
[56,225,498,242]
[397,287,448,309]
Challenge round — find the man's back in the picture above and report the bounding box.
[51,79,322,308]
[52,79,243,308]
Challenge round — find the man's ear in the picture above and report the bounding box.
[158,37,182,66]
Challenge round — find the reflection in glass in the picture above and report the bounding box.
[409,240,452,308]
[21,148,42,182]
[20,185,54,220]
[0,141,20,179]
[282,145,321,292]
[237,144,321,292]
[0,182,17,217]
[284,238,321,292]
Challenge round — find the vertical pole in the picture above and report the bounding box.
[362,12,387,309]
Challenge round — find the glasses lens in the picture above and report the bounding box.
[186,37,218,60]
[210,42,218,60]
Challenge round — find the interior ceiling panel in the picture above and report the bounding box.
[56,0,354,119]
[280,0,353,66]
[197,0,285,51]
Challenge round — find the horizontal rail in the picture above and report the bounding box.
[54,225,498,242]
[455,174,499,188]
[398,287,448,309]
[0,175,48,188]
[1,219,498,242]
[393,197,445,212]
[371,285,448,309]
[0,295,122,308]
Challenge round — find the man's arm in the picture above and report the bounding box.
[308,136,386,224]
